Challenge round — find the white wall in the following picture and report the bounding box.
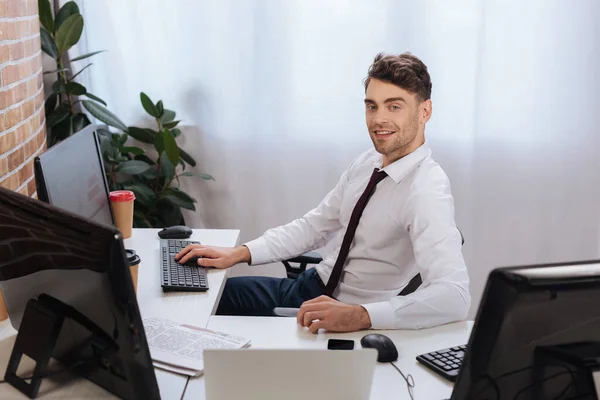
[76,0,600,317]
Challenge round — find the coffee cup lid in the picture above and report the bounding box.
[110,190,136,202]
[125,249,141,266]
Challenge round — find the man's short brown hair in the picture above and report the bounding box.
[364,52,432,102]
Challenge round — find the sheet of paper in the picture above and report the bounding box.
[143,317,251,371]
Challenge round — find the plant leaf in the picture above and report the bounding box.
[180,171,214,180]
[171,128,181,138]
[122,183,156,207]
[160,151,175,181]
[55,14,84,55]
[117,160,152,175]
[156,100,164,118]
[72,113,90,133]
[40,27,59,58]
[55,1,80,31]
[65,81,86,95]
[153,131,165,154]
[128,126,155,144]
[46,107,69,128]
[178,147,196,167]
[162,120,180,129]
[161,188,196,211]
[140,92,159,118]
[160,109,176,123]
[38,0,54,33]
[71,50,107,62]
[45,93,59,116]
[82,100,127,131]
[69,63,92,81]
[121,146,144,156]
[51,80,65,94]
[134,154,156,165]
[163,130,180,165]
[51,114,74,145]
[82,92,107,106]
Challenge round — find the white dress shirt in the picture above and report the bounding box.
[244,144,471,329]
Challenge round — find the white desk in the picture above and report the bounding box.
[183,317,473,400]
[0,228,240,400]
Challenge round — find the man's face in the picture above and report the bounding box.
[364,78,431,166]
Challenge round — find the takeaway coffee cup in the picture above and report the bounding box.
[109,190,136,239]
[126,249,141,294]
[0,290,8,321]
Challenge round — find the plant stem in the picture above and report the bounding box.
[57,58,74,114]
[110,163,117,186]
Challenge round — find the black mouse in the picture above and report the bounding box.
[360,334,398,362]
[158,225,192,239]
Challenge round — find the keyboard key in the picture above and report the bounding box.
[433,360,446,368]
[437,348,451,354]
[442,365,453,371]
[423,354,435,362]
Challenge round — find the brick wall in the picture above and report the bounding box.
[0,0,46,198]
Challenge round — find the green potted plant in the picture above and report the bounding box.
[39,0,106,145]
[88,92,214,228]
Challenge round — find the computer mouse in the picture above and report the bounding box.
[158,225,193,239]
[360,334,398,362]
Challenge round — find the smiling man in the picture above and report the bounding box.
[176,53,470,332]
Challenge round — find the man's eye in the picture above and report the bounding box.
[366,105,376,110]
[390,105,401,111]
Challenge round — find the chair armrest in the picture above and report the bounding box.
[286,252,323,265]
[282,252,323,280]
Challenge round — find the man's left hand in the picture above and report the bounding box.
[297,296,372,333]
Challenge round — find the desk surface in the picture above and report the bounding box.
[0,228,240,400]
[184,317,473,400]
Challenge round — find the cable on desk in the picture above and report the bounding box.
[390,361,415,400]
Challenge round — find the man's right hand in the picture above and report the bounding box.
[175,244,251,269]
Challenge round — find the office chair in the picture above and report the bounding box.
[281,230,465,296]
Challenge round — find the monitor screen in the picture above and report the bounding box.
[0,186,159,399]
[34,125,114,226]
[451,260,600,399]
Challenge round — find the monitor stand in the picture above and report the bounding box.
[4,294,117,399]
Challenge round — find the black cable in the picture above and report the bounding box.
[513,368,576,400]
[472,363,574,400]
[390,361,415,400]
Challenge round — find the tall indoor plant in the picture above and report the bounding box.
[39,0,106,145]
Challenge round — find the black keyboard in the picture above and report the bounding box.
[160,239,209,292]
[416,344,466,382]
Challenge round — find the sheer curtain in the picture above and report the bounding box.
[73,0,600,317]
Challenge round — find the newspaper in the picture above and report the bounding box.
[143,317,251,376]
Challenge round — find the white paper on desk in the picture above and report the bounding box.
[143,317,251,371]
[152,360,203,377]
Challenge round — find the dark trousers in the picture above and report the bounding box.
[216,268,325,316]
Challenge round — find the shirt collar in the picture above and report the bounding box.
[372,143,431,184]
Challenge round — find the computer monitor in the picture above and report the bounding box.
[451,260,600,399]
[34,124,114,226]
[0,186,159,399]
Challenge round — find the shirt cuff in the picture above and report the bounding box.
[361,301,396,330]
[243,237,272,266]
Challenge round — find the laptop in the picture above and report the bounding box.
[204,348,378,400]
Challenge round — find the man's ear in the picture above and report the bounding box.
[421,99,432,123]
